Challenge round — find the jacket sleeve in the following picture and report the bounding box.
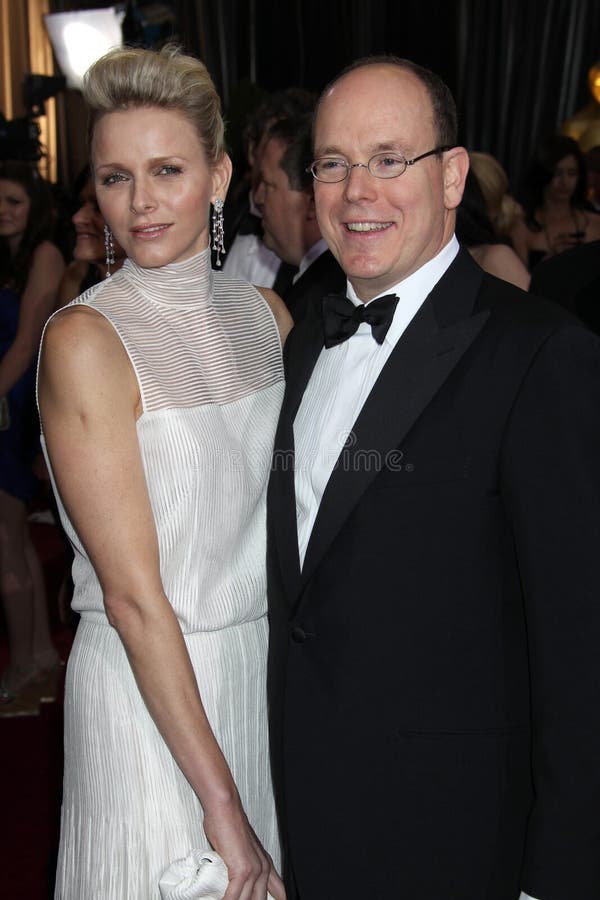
[502,323,600,899]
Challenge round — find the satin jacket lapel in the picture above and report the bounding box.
[269,301,326,602]
[300,249,489,592]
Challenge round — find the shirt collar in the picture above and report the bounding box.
[249,192,261,217]
[294,238,329,283]
[345,235,460,346]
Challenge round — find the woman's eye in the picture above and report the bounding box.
[102,172,127,186]
[158,165,182,176]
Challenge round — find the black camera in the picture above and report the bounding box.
[0,73,66,161]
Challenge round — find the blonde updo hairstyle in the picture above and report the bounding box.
[82,44,225,165]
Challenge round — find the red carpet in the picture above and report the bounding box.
[0,522,73,900]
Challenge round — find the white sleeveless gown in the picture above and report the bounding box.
[40,249,284,899]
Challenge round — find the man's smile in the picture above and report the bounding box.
[345,221,393,232]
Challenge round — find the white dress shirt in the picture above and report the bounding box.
[292,235,541,900]
[221,232,281,287]
[293,237,329,283]
[222,196,281,287]
[294,236,459,566]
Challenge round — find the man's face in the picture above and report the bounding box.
[255,137,311,266]
[313,64,466,300]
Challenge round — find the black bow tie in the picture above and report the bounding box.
[322,292,399,348]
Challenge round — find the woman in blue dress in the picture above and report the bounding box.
[0,161,65,707]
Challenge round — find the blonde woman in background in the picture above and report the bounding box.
[469,151,524,240]
[457,166,530,290]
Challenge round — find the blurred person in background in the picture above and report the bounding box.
[469,151,524,241]
[56,167,126,307]
[223,87,315,292]
[584,145,600,211]
[511,135,600,270]
[254,114,345,323]
[0,161,64,710]
[456,168,530,289]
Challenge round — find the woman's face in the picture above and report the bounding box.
[72,179,110,264]
[92,106,231,269]
[545,154,580,205]
[0,179,31,249]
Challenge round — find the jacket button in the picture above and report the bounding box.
[291,625,306,643]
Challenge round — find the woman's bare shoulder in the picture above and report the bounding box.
[40,304,139,415]
[256,285,293,344]
[42,304,127,378]
[474,243,531,290]
[32,239,65,267]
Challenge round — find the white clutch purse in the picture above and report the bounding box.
[159,850,228,900]
[159,849,275,900]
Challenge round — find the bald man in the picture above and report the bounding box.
[267,56,600,900]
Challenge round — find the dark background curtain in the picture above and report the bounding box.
[456,0,600,188]
[175,0,600,192]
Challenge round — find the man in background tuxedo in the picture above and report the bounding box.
[222,88,314,290]
[267,56,600,900]
[254,115,344,323]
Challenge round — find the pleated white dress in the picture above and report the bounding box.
[41,248,284,899]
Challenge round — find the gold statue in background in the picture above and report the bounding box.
[562,61,600,151]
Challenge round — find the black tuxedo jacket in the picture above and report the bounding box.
[282,249,345,325]
[267,249,600,900]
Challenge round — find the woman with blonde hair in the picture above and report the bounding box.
[38,45,290,899]
[456,167,530,290]
[469,151,523,240]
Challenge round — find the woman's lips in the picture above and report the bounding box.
[130,223,172,241]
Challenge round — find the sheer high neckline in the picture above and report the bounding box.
[122,246,213,307]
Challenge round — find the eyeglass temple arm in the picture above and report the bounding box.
[405,145,454,167]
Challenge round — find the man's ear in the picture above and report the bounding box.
[442,146,469,211]
[211,152,233,203]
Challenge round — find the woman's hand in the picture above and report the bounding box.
[203,794,286,900]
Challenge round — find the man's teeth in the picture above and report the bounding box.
[346,222,391,232]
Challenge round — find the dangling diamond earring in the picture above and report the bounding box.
[211,198,225,267]
[104,224,115,278]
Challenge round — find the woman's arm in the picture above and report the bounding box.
[38,307,284,900]
[0,240,65,397]
[477,243,531,290]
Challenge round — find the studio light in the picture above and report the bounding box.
[44,8,125,91]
